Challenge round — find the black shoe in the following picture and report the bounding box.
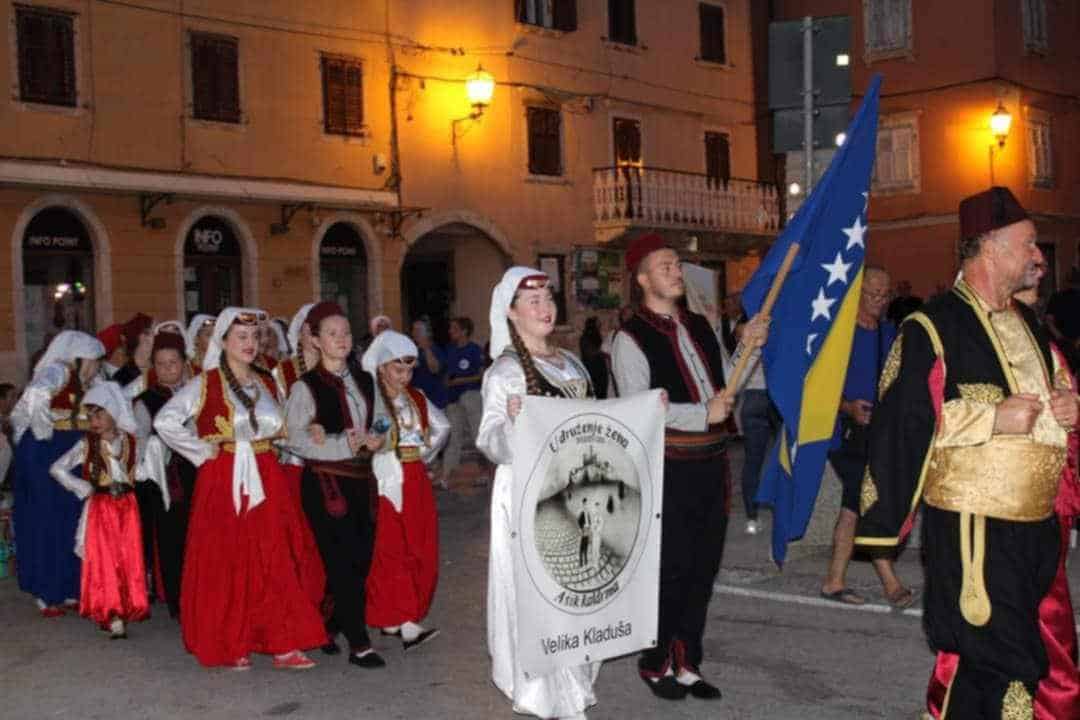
[686,678,722,700]
[348,649,387,669]
[109,632,128,640]
[402,628,440,652]
[640,674,688,700]
[321,639,341,656]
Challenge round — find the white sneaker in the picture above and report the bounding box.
[745,520,760,535]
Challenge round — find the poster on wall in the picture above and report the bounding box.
[574,249,623,309]
[511,391,664,677]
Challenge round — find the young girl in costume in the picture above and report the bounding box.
[50,382,148,639]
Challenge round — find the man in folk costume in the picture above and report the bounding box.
[856,187,1080,718]
[284,301,387,669]
[113,313,154,387]
[611,234,769,702]
[133,329,195,618]
[121,321,190,400]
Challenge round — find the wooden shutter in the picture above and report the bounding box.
[698,4,726,63]
[16,8,76,106]
[527,107,562,176]
[191,33,240,123]
[613,118,642,165]
[553,0,578,32]
[705,132,730,185]
[322,56,364,136]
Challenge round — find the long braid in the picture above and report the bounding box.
[69,359,85,425]
[218,350,260,434]
[507,319,544,396]
[297,349,308,375]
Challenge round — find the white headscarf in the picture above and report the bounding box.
[267,320,289,357]
[361,329,419,514]
[33,330,105,377]
[82,381,137,435]
[153,320,186,339]
[488,266,549,359]
[361,330,418,377]
[203,308,267,372]
[184,314,215,361]
[287,303,316,359]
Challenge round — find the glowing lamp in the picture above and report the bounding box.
[990,102,1012,149]
[465,66,495,111]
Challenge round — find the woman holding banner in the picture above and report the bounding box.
[477,267,597,720]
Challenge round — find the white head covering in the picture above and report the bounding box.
[488,266,549,359]
[287,303,316,358]
[184,314,215,360]
[361,330,418,377]
[203,307,268,371]
[267,320,289,357]
[33,330,105,377]
[82,381,137,435]
[153,320,186,338]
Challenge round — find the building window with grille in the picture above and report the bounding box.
[698,3,726,64]
[516,0,577,31]
[321,55,364,137]
[15,6,77,107]
[607,0,637,45]
[190,32,241,123]
[527,106,562,176]
[1027,112,1053,188]
[1021,0,1048,54]
[872,113,920,194]
[863,0,912,61]
[704,131,730,186]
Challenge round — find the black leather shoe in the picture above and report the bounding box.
[686,678,722,700]
[402,628,440,652]
[640,674,688,700]
[348,650,386,669]
[321,639,341,655]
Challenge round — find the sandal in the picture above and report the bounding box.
[820,588,866,605]
[886,586,916,610]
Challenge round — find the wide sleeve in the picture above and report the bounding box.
[11,363,69,444]
[132,400,154,467]
[283,380,353,461]
[50,437,92,500]
[476,356,526,467]
[611,331,708,431]
[154,375,215,467]
[423,391,450,463]
[123,373,147,400]
[856,320,940,547]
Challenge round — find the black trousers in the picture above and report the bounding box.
[134,481,162,598]
[641,453,730,673]
[135,465,196,618]
[923,506,1058,719]
[300,467,375,651]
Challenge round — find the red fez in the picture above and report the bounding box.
[959,187,1029,241]
[625,233,670,274]
[97,324,123,355]
[121,313,153,351]
[305,301,346,332]
[151,331,186,358]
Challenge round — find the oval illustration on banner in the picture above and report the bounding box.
[518,412,654,616]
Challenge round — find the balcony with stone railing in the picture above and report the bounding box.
[592,166,781,244]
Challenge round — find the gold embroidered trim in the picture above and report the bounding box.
[1001,680,1033,720]
[859,466,879,515]
[877,334,903,398]
[957,383,1005,404]
[959,512,991,627]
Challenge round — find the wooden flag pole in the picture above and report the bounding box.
[721,242,801,401]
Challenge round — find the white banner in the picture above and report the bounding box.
[511,391,664,677]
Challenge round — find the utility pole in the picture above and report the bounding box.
[802,16,815,194]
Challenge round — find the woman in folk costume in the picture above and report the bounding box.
[257,316,289,370]
[133,329,195,618]
[50,382,148,639]
[184,314,215,375]
[284,301,387,668]
[121,321,189,399]
[362,330,449,650]
[275,303,319,397]
[11,330,105,615]
[476,267,598,720]
[154,308,327,670]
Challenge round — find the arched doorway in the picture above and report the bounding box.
[319,222,368,329]
[22,206,95,361]
[401,222,510,346]
[183,215,243,321]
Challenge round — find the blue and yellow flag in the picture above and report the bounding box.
[742,75,882,565]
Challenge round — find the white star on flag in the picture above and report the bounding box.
[843,216,868,251]
[810,288,838,322]
[805,333,818,356]
[821,252,853,287]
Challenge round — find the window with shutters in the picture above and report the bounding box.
[15,6,77,107]
[698,3,727,64]
[190,32,241,124]
[1026,110,1053,188]
[321,55,364,137]
[863,0,912,61]
[613,117,642,166]
[871,112,920,194]
[704,131,731,186]
[527,106,562,176]
[516,0,577,32]
[607,0,637,45]
[1021,0,1048,54]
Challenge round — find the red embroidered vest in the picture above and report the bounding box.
[48,365,82,412]
[81,432,137,487]
[276,356,303,396]
[194,368,280,443]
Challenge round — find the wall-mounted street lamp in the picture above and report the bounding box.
[464,65,495,119]
[988,101,1013,184]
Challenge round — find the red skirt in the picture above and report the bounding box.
[80,493,150,625]
[181,452,327,666]
[365,460,439,628]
